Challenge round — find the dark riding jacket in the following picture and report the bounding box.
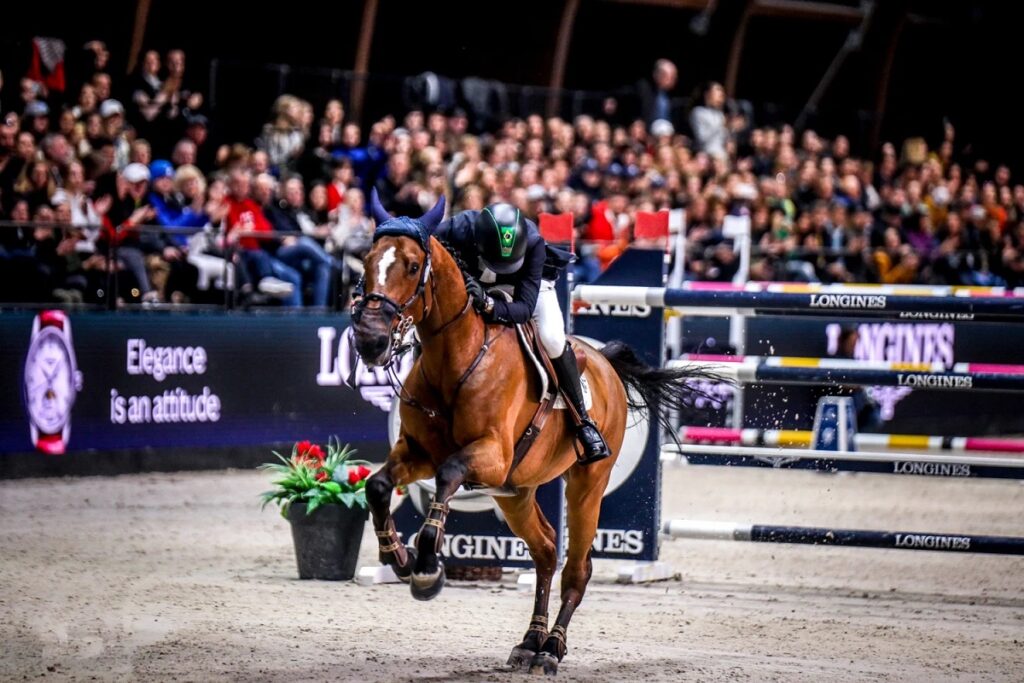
[433,210,570,325]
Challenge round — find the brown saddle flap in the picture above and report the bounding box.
[503,320,590,486]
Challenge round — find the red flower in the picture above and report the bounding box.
[347,468,361,485]
[296,440,312,456]
[357,465,372,480]
[306,445,324,462]
[315,470,329,482]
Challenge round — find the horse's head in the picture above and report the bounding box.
[351,190,446,367]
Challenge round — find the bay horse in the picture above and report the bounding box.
[353,196,702,675]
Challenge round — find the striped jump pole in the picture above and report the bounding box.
[666,358,1024,393]
[661,519,1024,556]
[573,285,1024,322]
[680,426,1024,454]
[661,443,1024,480]
[678,354,1024,376]
[677,281,1023,297]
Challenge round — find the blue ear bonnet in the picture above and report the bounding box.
[369,188,445,254]
[373,216,432,253]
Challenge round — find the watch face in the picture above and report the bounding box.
[24,327,76,434]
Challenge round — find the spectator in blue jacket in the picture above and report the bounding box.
[147,159,202,301]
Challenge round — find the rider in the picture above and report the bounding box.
[433,202,610,465]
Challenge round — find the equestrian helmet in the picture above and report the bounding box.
[474,203,528,274]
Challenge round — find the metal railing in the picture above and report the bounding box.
[0,220,359,312]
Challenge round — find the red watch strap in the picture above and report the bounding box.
[39,309,67,330]
[37,432,66,455]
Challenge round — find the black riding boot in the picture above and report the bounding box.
[551,343,610,465]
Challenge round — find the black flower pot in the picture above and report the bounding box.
[286,502,369,580]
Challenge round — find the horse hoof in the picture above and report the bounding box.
[394,547,417,584]
[410,562,445,601]
[528,652,559,676]
[506,646,536,671]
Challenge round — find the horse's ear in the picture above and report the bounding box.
[370,188,392,226]
[419,194,446,232]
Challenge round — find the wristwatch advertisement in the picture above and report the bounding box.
[23,310,83,454]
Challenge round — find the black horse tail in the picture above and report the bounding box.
[600,340,726,438]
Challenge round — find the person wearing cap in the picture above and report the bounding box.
[98,162,157,301]
[140,159,203,302]
[100,99,131,170]
[148,159,206,231]
[420,197,610,465]
[23,100,50,142]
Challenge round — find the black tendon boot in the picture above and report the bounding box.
[551,343,610,464]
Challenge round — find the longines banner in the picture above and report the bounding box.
[0,310,396,460]
[681,316,1024,435]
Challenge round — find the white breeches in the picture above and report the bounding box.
[533,280,567,358]
[489,280,567,358]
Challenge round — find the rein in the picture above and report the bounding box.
[370,238,497,422]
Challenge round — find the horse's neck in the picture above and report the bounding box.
[417,240,481,367]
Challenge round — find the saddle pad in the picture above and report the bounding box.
[512,322,592,411]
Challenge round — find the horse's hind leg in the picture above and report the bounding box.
[529,461,614,676]
[365,437,434,582]
[493,490,558,671]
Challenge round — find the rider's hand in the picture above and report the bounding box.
[464,276,488,311]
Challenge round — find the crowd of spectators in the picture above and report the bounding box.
[4,47,1024,309]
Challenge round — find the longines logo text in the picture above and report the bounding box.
[825,322,956,420]
[894,533,971,550]
[574,303,653,318]
[316,326,412,411]
[809,294,887,309]
[899,311,975,321]
[438,529,645,560]
[896,373,972,389]
[441,534,532,561]
[591,528,645,554]
[893,461,971,477]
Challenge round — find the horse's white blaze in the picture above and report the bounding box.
[377,246,397,287]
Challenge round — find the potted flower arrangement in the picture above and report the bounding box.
[261,437,373,580]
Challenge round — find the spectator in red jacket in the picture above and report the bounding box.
[224,168,300,305]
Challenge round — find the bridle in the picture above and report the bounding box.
[351,229,492,421]
[351,230,473,367]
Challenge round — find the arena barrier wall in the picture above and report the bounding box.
[0,310,395,477]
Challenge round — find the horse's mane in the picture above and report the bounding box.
[437,237,471,280]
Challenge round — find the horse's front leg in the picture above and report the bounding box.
[410,436,507,601]
[366,437,434,582]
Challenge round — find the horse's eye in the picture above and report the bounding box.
[410,262,420,274]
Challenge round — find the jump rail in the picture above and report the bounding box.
[667,358,1024,393]
[573,286,1024,323]
[661,519,1024,555]
[679,426,1024,454]
[677,281,1024,297]
[678,354,1024,376]
[662,443,1024,480]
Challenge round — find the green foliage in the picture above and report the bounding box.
[259,436,374,515]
